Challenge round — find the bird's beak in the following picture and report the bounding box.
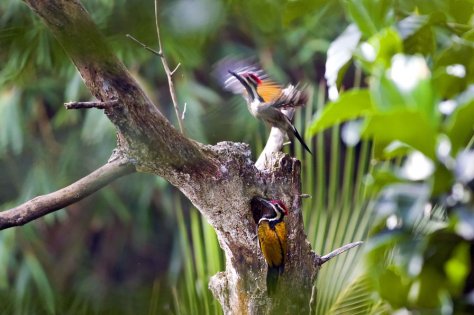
[255,196,273,208]
[228,70,254,100]
[228,70,244,84]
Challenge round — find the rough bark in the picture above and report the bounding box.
[12,0,321,313]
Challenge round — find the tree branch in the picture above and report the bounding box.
[64,99,119,110]
[19,1,324,313]
[25,0,216,177]
[255,108,294,170]
[319,241,363,266]
[0,157,135,230]
[125,34,162,57]
[154,0,185,135]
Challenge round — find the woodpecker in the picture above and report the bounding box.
[251,196,288,295]
[218,59,312,154]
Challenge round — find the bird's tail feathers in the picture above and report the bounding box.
[266,265,284,295]
[290,124,312,155]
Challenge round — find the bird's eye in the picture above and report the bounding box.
[275,202,288,215]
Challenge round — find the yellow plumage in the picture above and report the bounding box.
[257,220,287,269]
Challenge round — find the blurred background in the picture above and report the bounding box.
[1,0,473,314]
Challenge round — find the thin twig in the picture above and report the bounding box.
[154,0,185,134]
[170,63,181,76]
[125,34,162,57]
[300,194,311,199]
[64,99,118,110]
[319,241,363,266]
[181,102,187,120]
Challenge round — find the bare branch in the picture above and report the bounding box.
[181,102,187,120]
[65,99,118,110]
[319,241,363,266]
[0,158,135,230]
[125,34,162,57]
[170,63,181,76]
[154,0,185,135]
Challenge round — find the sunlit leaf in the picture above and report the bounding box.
[362,28,402,68]
[308,89,373,136]
[372,54,437,123]
[382,141,412,159]
[362,110,437,159]
[444,243,470,295]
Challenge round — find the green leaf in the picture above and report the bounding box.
[365,28,402,68]
[365,168,406,196]
[25,253,55,314]
[445,87,474,155]
[308,89,373,136]
[369,68,407,112]
[444,242,470,295]
[396,15,431,40]
[432,164,454,196]
[328,275,378,315]
[345,0,378,37]
[362,110,437,159]
[382,141,412,159]
[434,38,474,98]
[377,268,410,309]
[397,15,436,55]
[283,0,327,26]
[0,88,23,156]
[345,0,394,38]
[447,0,474,24]
[81,109,115,144]
[370,54,439,125]
[413,267,446,309]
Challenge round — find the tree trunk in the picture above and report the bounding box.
[22,0,321,313]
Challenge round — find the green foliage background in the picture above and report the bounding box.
[0,0,473,314]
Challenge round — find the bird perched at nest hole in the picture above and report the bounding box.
[251,196,288,295]
[216,59,312,154]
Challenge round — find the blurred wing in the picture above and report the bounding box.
[214,57,274,96]
[257,80,283,103]
[272,84,308,109]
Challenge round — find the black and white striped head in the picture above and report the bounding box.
[228,70,263,102]
[214,58,267,102]
[258,198,288,223]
